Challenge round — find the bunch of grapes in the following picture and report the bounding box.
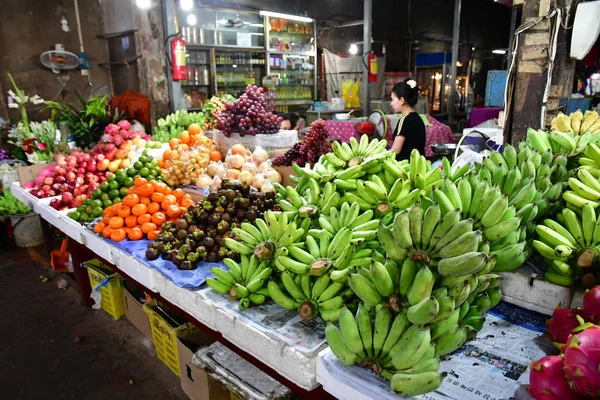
[273,119,332,167]
[215,85,282,137]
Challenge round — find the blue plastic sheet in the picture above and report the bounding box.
[103,236,225,289]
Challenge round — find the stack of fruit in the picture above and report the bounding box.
[528,287,600,400]
[215,85,281,137]
[272,119,332,167]
[201,95,235,131]
[152,110,207,143]
[91,178,194,242]
[145,181,278,267]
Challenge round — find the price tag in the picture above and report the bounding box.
[237,32,252,47]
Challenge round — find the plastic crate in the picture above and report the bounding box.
[229,391,243,400]
[83,259,126,320]
[144,303,199,377]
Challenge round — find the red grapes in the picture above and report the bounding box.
[215,85,282,137]
[273,119,332,167]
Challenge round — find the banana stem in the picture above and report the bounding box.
[359,360,383,375]
[228,287,239,300]
[387,294,402,313]
[376,202,391,215]
[310,259,331,276]
[254,241,275,261]
[348,156,362,167]
[411,251,430,264]
[298,300,318,320]
[576,247,599,268]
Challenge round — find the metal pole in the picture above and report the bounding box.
[448,0,461,127]
[362,0,372,115]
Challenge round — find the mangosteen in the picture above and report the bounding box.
[236,209,246,221]
[183,213,194,225]
[177,230,188,241]
[206,252,217,262]
[206,225,217,237]
[254,192,265,202]
[207,191,219,203]
[265,191,275,201]
[226,203,236,215]
[217,220,230,234]
[215,234,224,246]
[186,224,198,235]
[222,213,233,224]
[272,204,281,212]
[179,244,192,255]
[160,232,175,242]
[162,221,175,232]
[265,199,274,209]
[146,248,159,261]
[203,237,215,248]
[199,210,210,221]
[196,246,207,260]
[214,205,225,213]
[218,247,228,259]
[186,239,198,249]
[246,209,257,222]
[149,242,161,251]
[233,198,241,208]
[211,244,219,253]
[208,213,221,226]
[241,185,250,197]
[179,261,193,270]
[232,182,243,192]
[192,229,206,241]
[223,189,236,202]
[239,198,251,209]
[171,251,182,266]
[176,219,189,232]
[202,200,213,211]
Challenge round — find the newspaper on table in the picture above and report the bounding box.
[317,301,555,400]
[199,286,327,356]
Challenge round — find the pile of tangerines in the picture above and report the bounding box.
[93,177,194,242]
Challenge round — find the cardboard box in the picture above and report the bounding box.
[123,288,152,339]
[177,331,229,400]
[17,164,46,185]
[274,166,296,188]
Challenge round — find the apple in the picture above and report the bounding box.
[75,176,85,186]
[95,154,105,162]
[47,190,56,197]
[80,161,87,169]
[51,183,62,192]
[97,159,109,171]
[77,167,86,175]
[87,161,97,173]
[83,154,91,162]
[106,149,117,160]
[42,184,52,193]
[120,158,131,169]
[59,183,69,192]
[73,195,85,207]
[115,149,128,159]
[99,175,107,182]
[88,182,100,192]
[57,167,67,176]
[50,199,63,210]
[79,184,89,194]
[61,192,73,203]
[43,177,54,186]
[66,171,76,183]
[87,175,99,183]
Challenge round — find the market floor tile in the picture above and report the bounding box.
[0,244,187,400]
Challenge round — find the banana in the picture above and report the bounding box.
[393,209,414,250]
[407,265,435,305]
[407,296,440,325]
[432,187,455,215]
[503,144,518,169]
[348,273,383,306]
[458,178,472,215]
[356,304,374,358]
[381,313,411,358]
[435,325,468,356]
[582,203,597,245]
[564,191,600,209]
[224,238,255,255]
[431,308,461,339]
[206,277,231,294]
[483,216,522,242]
[268,281,299,310]
[442,179,462,210]
[428,208,461,252]
[545,271,577,286]
[438,231,482,259]
[491,242,527,267]
[318,282,344,303]
[373,307,393,357]
[391,327,431,370]
[338,307,365,357]
[531,240,567,261]
[469,180,488,219]
[480,195,509,228]
[387,371,446,397]
[399,259,419,298]
[438,252,488,276]
[569,177,600,200]
[370,261,395,297]
[431,218,474,254]
[536,225,577,248]
[408,202,423,249]
[378,223,408,262]
[563,208,585,245]
[325,324,358,365]
[399,358,441,375]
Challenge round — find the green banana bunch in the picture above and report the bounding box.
[377,201,488,273]
[526,126,598,157]
[225,211,305,264]
[276,225,355,276]
[268,272,349,321]
[205,255,271,310]
[274,179,340,221]
[314,202,380,245]
[532,205,599,286]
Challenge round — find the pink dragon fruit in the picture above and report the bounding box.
[583,286,600,323]
[117,120,131,131]
[547,306,586,344]
[563,322,600,398]
[104,123,120,136]
[528,355,582,400]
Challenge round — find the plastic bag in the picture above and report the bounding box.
[261,180,275,193]
[452,146,486,172]
[206,160,227,178]
[241,160,258,175]
[251,145,269,165]
[251,173,266,189]
[211,175,222,190]
[194,173,213,189]
[262,168,282,184]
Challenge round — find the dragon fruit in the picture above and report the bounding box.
[528,355,582,400]
[117,120,131,131]
[583,286,600,323]
[547,306,586,344]
[563,322,600,398]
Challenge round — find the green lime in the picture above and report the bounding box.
[113,197,122,204]
[120,187,129,197]
[115,170,126,182]
[100,181,109,192]
[134,161,144,170]
[80,212,90,221]
[86,205,94,215]
[92,207,104,218]
[68,211,81,222]
[103,199,113,208]
[144,162,153,170]
[108,189,120,200]
[92,189,102,199]
[100,193,110,201]
[146,175,156,182]
[139,167,149,177]
[151,159,158,167]
[108,180,120,190]
[139,156,150,164]
[127,168,137,177]
[123,177,134,188]
[92,199,103,209]
[77,206,86,214]
[107,173,116,182]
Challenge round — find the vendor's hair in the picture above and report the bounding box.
[392,79,419,107]
[282,112,299,127]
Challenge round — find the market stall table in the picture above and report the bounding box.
[11,182,333,398]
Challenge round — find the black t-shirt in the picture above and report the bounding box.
[393,112,427,161]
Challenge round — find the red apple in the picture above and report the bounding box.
[61,192,73,203]
[43,177,54,186]
[55,175,66,184]
[51,183,62,192]
[42,184,52,192]
[75,177,85,186]
[47,190,56,197]
[95,154,105,162]
[87,175,99,183]
[76,167,85,175]
[50,199,62,210]
[87,161,97,173]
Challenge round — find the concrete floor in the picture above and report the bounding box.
[0,244,188,400]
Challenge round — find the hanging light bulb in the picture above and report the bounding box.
[187,14,197,26]
[180,0,193,11]
[349,43,358,55]
[136,0,152,9]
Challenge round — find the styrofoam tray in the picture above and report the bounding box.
[80,229,113,264]
[10,182,40,210]
[36,199,62,228]
[56,210,84,243]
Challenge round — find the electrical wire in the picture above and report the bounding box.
[407,0,412,38]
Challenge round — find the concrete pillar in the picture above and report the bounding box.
[510,0,577,144]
